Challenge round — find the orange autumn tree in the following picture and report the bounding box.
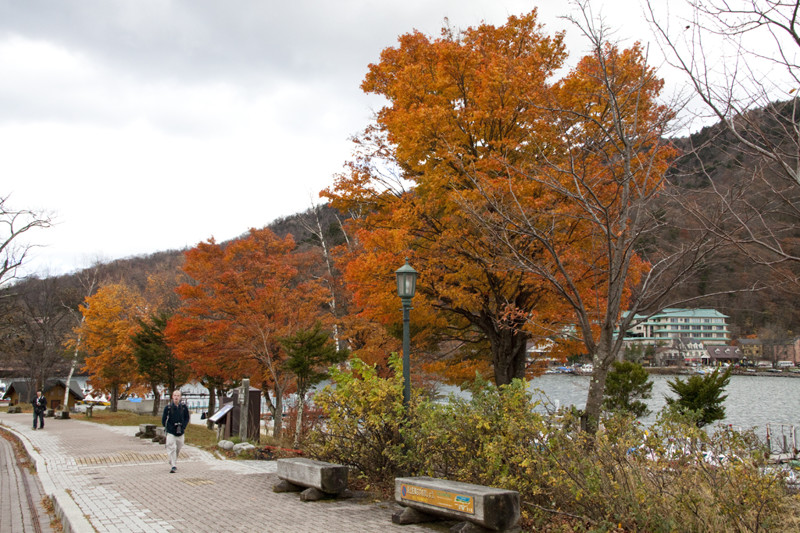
[327,9,706,434]
[169,228,330,439]
[166,239,248,427]
[131,271,192,416]
[324,11,576,385]
[79,282,146,412]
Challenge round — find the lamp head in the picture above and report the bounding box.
[395,259,418,300]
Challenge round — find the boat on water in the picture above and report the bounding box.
[545,366,575,374]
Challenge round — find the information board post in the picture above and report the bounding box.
[239,378,249,441]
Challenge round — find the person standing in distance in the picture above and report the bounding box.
[32,390,46,430]
[162,389,190,473]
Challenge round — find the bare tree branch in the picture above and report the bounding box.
[0,195,52,288]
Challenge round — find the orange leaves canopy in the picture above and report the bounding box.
[80,282,146,393]
[324,11,676,387]
[167,228,331,393]
[324,11,574,385]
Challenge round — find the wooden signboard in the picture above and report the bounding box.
[399,483,474,514]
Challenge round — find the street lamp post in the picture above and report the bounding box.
[395,259,418,408]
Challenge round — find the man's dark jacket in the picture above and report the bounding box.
[33,395,46,413]
[162,401,191,436]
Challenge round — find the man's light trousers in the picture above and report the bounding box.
[166,433,184,468]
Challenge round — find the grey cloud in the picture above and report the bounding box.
[0,0,411,87]
[0,0,512,135]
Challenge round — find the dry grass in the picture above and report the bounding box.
[780,494,800,531]
[83,409,218,450]
[184,422,219,449]
[83,409,159,426]
[41,497,64,532]
[5,404,32,413]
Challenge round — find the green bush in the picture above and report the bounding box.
[306,356,408,488]
[307,363,795,531]
[400,377,554,498]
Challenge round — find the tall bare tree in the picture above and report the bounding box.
[0,195,52,379]
[297,202,349,351]
[0,195,52,288]
[62,265,100,408]
[458,2,746,431]
[8,276,77,400]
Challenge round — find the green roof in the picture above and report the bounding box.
[623,308,728,320]
[654,308,727,318]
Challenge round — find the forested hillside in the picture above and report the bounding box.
[3,105,800,388]
[0,204,347,383]
[2,104,799,389]
[662,100,800,336]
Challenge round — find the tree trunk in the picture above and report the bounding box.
[301,204,345,351]
[25,377,35,403]
[151,381,160,416]
[273,394,283,440]
[488,327,529,385]
[110,383,118,412]
[63,320,84,409]
[582,330,617,433]
[206,383,216,430]
[294,392,305,447]
[582,361,609,434]
[63,358,77,409]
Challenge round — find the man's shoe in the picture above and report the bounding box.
[170,467,176,473]
[32,427,36,430]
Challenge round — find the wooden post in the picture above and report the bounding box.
[239,378,249,441]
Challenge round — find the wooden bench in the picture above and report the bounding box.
[394,477,520,532]
[273,458,348,501]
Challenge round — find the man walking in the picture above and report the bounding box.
[162,389,190,473]
[32,390,46,430]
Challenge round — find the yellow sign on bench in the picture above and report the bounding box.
[399,483,474,514]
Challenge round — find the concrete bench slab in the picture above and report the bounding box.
[153,427,166,444]
[394,477,520,532]
[138,424,156,438]
[54,410,70,419]
[7,406,21,414]
[275,458,348,499]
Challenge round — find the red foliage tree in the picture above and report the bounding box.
[168,228,330,439]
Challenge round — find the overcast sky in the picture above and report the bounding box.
[3,0,678,278]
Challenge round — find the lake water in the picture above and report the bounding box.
[438,374,800,435]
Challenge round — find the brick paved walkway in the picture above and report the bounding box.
[0,411,443,533]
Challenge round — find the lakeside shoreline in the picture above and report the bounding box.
[642,366,800,377]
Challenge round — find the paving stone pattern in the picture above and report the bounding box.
[0,411,441,532]
[0,428,56,533]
